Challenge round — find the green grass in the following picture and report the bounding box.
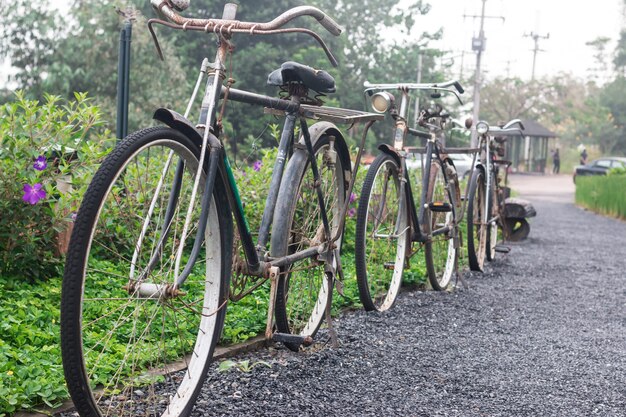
[575,175,626,220]
[0,276,66,415]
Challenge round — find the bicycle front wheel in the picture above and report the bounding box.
[61,127,232,417]
[355,153,408,311]
[467,168,487,272]
[271,133,347,350]
[424,159,458,290]
[486,179,498,261]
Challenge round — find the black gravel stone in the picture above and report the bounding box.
[189,198,625,416]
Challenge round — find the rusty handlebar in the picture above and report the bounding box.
[149,0,342,66]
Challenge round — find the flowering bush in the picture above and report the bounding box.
[0,92,111,280]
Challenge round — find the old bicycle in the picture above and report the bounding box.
[60,1,382,416]
[466,119,524,271]
[354,81,467,312]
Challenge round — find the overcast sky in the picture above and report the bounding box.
[1,0,624,87]
[410,0,624,82]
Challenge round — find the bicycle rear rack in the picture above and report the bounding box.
[265,104,384,125]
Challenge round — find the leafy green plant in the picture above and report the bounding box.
[0,91,111,279]
[607,165,626,176]
[217,359,271,373]
[0,275,66,415]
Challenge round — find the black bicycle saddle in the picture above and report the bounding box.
[267,61,336,94]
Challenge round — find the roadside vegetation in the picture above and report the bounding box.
[575,168,626,220]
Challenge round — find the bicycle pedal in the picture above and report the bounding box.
[384,262,395,270]
[494,245,511,253]
[272,332,313,347]
[428,202,452,212]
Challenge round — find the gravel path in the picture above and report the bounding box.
[189,175,626,416]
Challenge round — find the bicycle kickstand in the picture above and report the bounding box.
[265,266,280,340]
[268,266,315,348]
[324,266,339,348]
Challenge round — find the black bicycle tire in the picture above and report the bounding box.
[485,176,498,262]
[61,126,232,417]
[467,168,486,272]
[424,158,458,291]
[354,153,408,311]
[271,133,347,351]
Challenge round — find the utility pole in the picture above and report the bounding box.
[464,0,504,147]
[524,32,549,80]
[412,53,423,129]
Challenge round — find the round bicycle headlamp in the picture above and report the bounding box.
[476,121,489,135]
[371,92,394,113]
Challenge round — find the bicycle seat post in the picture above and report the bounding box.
[222,3,238,19]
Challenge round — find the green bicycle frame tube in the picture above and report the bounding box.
[222,153,261,272]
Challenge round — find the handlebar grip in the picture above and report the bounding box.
[454,81,464,94]
[502,118,525,131]
[318,13,343,36]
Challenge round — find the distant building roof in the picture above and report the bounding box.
[497,119,558,138]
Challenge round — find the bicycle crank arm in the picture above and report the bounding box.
[269,243,331,268]
[272,332,313,347]
[431,226,451,237]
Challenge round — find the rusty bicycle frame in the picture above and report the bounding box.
[142,0,383,346]
[362,82,471,266]
[473,120,524,250]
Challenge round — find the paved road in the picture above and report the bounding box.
[508,173,575,203]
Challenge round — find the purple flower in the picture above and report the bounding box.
[349,192,357,204]
[22,183,46,205]
[70,212,77,221]
[33,155,47,171]
[253,160,262,172]
[347,207,356,217]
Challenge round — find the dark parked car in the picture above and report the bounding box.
[573,157,626,183]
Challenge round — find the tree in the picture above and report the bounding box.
[586,36,612,82]
[478,77,547,123]
[1,0,189,132]
[598,76,626,154]
[0,0,64,98]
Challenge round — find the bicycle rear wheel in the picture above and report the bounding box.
[467,168,487,272]
[271,133,347,350]
[424,158,458,290]
[61,127,232,417]
[355,153,408,311]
